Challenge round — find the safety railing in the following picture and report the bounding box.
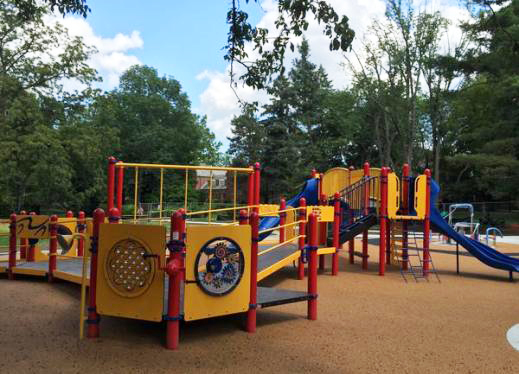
[339,175,379,221]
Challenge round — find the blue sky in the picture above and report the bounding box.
[82,0,263,109]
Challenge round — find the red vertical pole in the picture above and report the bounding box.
[8,213,17,280]
[332,193,340,276]
[77,211,85,257]
[48,215,58,282]
[239,209,248,226]
[402,164,410,271]
[379,167,388,276]
[279,198,286,244]
[117,164,124,214]
[27,211,36,262]
[107,156,116,211]
[318,193,326,271]
[307,212,318,320]
[166,209,185,350]
[297,198,307,280]
[423,169,431,276]
[253,162,260,214]
[247,211,259,333]
[239,210,248,226]
[87,208,105,339]
[362,162,370,270]
[19,210,27,260]
[109,208,120,224]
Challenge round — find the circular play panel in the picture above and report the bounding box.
[104,238,155,298]
[194,237,245,296]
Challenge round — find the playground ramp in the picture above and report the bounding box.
[430,180,519,273]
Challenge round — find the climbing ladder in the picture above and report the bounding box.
[391,222,440,283]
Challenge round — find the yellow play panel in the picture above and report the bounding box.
[97,223,166,322]
[184,225,251,321]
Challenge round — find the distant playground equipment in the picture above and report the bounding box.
[485,227,504,248]
[446,203,480,241]
[2,157,518,350]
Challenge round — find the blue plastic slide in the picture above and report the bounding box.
[430,180,519,272]
[258,178,319,241]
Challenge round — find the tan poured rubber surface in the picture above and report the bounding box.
[0,238,518,373]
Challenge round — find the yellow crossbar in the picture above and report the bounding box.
[116,162,253,174]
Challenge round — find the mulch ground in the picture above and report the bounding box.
[1,238,518,373]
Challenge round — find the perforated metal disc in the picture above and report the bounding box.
[104,238,155,298]
[194,237,244,297]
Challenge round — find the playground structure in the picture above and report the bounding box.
[2,157,519,350]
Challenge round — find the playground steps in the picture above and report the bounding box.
[391,224,440,283]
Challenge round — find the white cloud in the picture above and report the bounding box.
[46,15,144,92]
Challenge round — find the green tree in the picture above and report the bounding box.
[0,1,97,214]
[227,102,265,167]
[93,65,222,204]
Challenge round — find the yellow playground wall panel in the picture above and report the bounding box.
[184,225,251,321]
[387,173,401,219]
[259,204,279,216]
[322,168,349,197]
[306,205,334,222]
[96,223,166,322]
[414,175,427,219]
[16,215,50,239]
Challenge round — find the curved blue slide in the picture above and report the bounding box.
[258,178,319,241]
[430,180,519,272]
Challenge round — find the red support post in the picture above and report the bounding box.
[279,198,286,244]
[77,211,86,257]
[297,198,307,280]
[87,208,105,339]
[239,209,248,225]
[166,209,186,350]
[332,193,340,276]
[402,164,410,270]
[116,164,124,213]
[48,215,58,282]
[8,213,17,280]
[253,163,260,214]
[379,167,388,276]
[109,207,121,224]
[247,211,259,333]
[27,211,36,262]
[362,162,370,270]
[319,193,327,271]
[307,212,318,320]
[19,210,27,260]
[107,156,116,212]
[423,169,431,277]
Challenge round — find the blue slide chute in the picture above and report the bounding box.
[430,180,519,272]
[258,178,319,241]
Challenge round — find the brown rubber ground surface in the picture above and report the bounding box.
[1,239,519,373]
